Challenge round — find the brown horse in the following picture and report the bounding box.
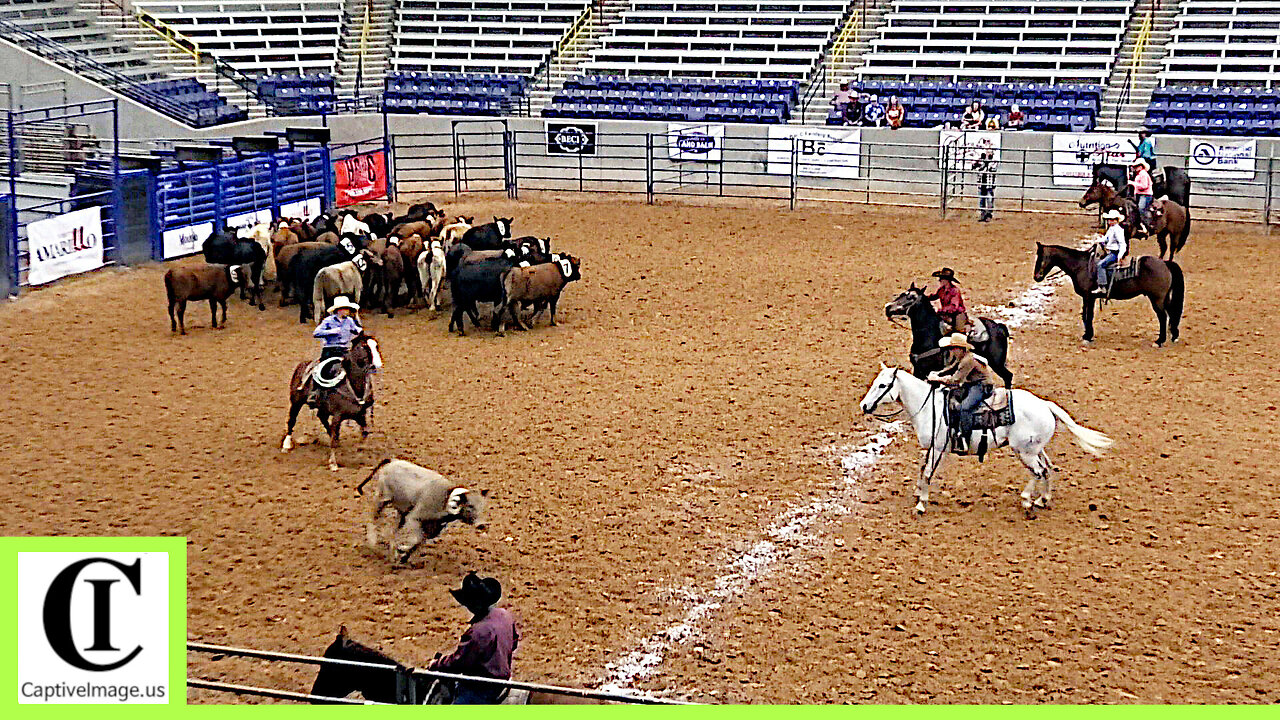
[309,627,609,705]
[1033,243,1184,346]
[282,334,381,471]
[1079,181,1142,239]
[1143,196,1191,261]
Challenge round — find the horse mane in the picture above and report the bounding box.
[323,629,403,668]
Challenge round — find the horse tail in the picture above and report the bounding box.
[164,271,176,306]
[1165,260,1185,326]
[1046,402,1114,456]
[1176,207,1191,253]
[356,458,393,495]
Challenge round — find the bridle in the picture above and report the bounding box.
[866,370,903,420]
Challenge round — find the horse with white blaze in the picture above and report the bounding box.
[859,364,1113,516]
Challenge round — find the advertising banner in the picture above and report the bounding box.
[1188,138,1256,181]
[546,121,598,156]
[161,222,213,260]
[26,206,106,286]
[666,123,724,162]
[766,126,861,178]
[279,197,323,220]
[1052,132,1137,186]
[334,150,388,205]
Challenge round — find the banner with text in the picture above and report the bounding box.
[161,222,213,260]
[666,123,725,163]
[1052,132,1138,186]
[1188,138,1256,181]
[334,150,388,206]
[26,206,106,286]
[766,126,861,178]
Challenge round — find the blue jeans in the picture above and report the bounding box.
[1137,195,1153,216]
[1096,252,1118,288]
[452,683,503,705]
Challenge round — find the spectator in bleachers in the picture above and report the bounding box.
[961,100,985,130]
[843,93,865,126]
[984,115,1000,131]
[862,95,886,127]
[1136,128,1158,170]
[1006,105,1025,131]
[831,82,852,114]
[885,97,905,129]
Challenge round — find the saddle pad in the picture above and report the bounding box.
[973,391,1015,430]
[1112,259,1142,281]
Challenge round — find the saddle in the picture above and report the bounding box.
[1091,254,1141,300]
[945,387,1015,460]
[298,357,347,405]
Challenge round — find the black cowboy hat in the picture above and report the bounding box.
[931,268,959,284]
[450,571,501,610]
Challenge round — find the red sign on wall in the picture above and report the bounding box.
[333,150,388,206]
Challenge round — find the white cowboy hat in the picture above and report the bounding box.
[1102,209,1124,221]
[938,333,972,351]
[327,296,360,313]
[1131,158,1149,169]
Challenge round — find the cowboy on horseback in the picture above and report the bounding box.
[925,267,968,335]
[927,333,1000,454]
[307,296,363,406]
[427,572,519,705]
[1095,209,1129,296]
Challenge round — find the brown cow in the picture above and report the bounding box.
[275,241,330,306]
[391,233,426,305]
[165,263,248,334]
[497,254,582,334]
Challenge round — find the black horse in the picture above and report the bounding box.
[1090,164,1192,210]
[309,626,427,704]
[884,284,1013,389]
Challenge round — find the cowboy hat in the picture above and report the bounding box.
[938,333,972,351]
[327,296,360,314]
[931,267,959,283]
[449,571,501,610]
[1102,209,1124,221]
[1131,158,1149,169]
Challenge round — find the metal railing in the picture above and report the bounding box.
[131,8,264,105]
[799,0,867,120]
[536,2,595,93]
[1114,1,1156,130]
[188,642,693,705]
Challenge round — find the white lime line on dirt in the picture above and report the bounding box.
[599,245,1082,696]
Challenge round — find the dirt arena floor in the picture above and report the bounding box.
[1,197,1276,704]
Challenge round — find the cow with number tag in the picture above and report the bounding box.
[290,233,368,323]
[496,253,582,334]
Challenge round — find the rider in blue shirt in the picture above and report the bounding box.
[307,296,363,404]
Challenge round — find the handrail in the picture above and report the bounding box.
[1114,1,1155,131]
[799,1,864,120]
[131,8,263,103]
[354,0,372,99]
[188,642,695,705]
[538,1,595,92]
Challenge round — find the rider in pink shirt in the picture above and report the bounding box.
[1131,159,1154,234]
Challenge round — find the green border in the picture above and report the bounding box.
[3,536,186,715]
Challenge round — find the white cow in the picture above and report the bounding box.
[356,459,488,563]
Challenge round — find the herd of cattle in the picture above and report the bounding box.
[163,201,583,336]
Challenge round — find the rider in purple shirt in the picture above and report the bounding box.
[429,573,519,704]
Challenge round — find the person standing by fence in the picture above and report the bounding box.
[972,143,997,222]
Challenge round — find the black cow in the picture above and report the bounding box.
[448,255,522,336]
[1091,164,1192,210]
[387,202,437,231]
[510,235,552,264]
[202,224,266,310]
[461,217,514,251]
[289,233,366,323]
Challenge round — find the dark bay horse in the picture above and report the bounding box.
[1079,181,1142,238]
[1090,164,1192,210]
[1143,197,1191,261]
[282,334,381,471]
[1033,243,1184,346]
[309,627,607,705]
[884,284,1013,388]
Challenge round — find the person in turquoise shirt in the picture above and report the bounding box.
[1136,128,1157,170]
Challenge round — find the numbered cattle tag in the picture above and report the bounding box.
[388,236,400,246]
[339,237,357,255]
[557,258,573,278]
[228,265,241,283]
[518,261,531,268]
[503,248,516,259]
[353,254,368,272]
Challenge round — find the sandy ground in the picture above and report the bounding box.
[0,197,1276,704]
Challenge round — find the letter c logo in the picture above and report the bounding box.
[42,558,143,672]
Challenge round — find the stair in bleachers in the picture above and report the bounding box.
[2,0,163,81]
[1099,0,1181,133]
[382,72,529,116]
[541,75,800,123]
[528,0,631,114]
[581,1,848,80]
[798,0,895,126]
[84,0,267,119]
[335,0,393,102]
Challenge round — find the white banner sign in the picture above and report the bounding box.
[1188,139,1256,181]
[939,129,1002,169]
[766,126,861,178]
[667,123,724,162]
[279,197,322,221]
[227,208,272,230]
[1052,132,1138,186]
[26,206,105,286]
[162,222,213,260]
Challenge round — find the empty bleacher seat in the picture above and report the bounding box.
[1147,85,1280,136]
[257,73,337,116]
[542,75,799,123]
[1159,0,1280,88]
[381,72,529,116]
[392,1,590,75]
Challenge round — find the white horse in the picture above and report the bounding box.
[859,364,1114,516]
